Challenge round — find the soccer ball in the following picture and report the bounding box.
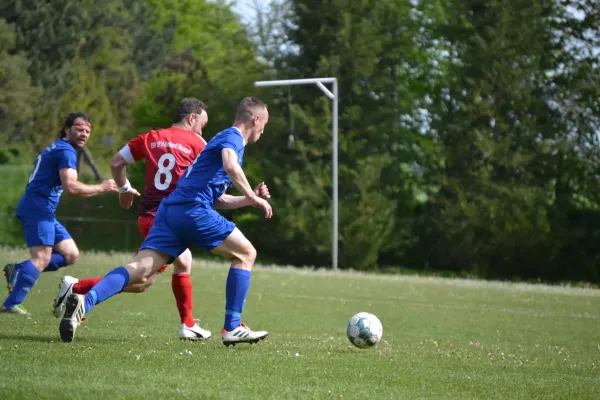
[346,312,383,349]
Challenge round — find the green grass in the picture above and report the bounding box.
[0,247,599,399]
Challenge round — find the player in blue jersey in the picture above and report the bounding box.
[59,97,272,345]
[1,113,118,315]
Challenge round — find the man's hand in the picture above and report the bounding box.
[249,195,273,218]
[101,179,119,193]
[115,180,140,209]
[119,190,141,209]
[254,182,270,200]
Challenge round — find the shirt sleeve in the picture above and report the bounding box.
[57,149,77,171]
[219,132,243,154]
[126,133,148,161]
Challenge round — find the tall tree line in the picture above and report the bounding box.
[1,0,599,282]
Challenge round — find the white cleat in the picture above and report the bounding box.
[53,276,79,318]
[59,294,85,343]
[178,320,212,341]
[221,322,268,347]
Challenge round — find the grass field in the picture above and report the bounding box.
[0,247,599,399]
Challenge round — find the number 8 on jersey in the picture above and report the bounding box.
[121,127,207,217]
[155,153,176,191]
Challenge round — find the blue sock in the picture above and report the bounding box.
[44,252,68,272]
[84,266,130,314]
[224,268,252,331]
[3,260,40,308]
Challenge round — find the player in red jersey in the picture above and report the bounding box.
[52,98,212,340]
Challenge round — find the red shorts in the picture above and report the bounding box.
[137,215,168,273]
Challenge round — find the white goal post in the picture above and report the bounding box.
[254,78,339,271]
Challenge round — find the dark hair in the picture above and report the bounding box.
[59,112,90,138]
[235,96,268,122]
[172,97,208,123]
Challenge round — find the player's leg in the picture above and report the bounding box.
[69,216,155,296]
[46,222,79,272]
[120,272,160,293]
[171,249,211,340]
[116,246,210,340]
[2,217,55,314]
[141,207,210,339]
[59,248,171,342]
[69,215,162,296]
[85,249,172,309]
[48,225,82,316]
[105,214,168,293]
[211,226,267,346]
[47,225,87,316]
[171,249,194,325]
[1,245,53,314]
[2,245,52,314]
[50,239,80,318]
[170,206,267,345]
[4,218,54,292]
[66,215,149,299]
[118,214,161,293]
[60,205,187,342]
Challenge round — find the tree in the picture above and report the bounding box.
[414,0,600,282]
[0,18,42,151]
[256,0,446,269]
[129,0,268,190]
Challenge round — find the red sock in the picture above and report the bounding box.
[72,277,103,294]
[172,273,195,327]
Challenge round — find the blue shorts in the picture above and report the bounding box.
[18,216,72,247]
[140,202,235,262]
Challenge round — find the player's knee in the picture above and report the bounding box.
[63,249,79,265]
[248,246,257,264]
[239,245,257,268]
[136,275,149,286]
[173,263,190,274]
[125,263,147,284]
[173,252,192,274]
[129,283,149,293]
[31,255,51,271]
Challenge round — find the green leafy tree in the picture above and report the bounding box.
[416,0,600,282]
[259,0,446,269]
[0,18,42,153]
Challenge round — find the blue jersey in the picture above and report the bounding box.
[16,138,77,217]
[164,127,244,207]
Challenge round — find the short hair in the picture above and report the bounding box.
[59,112,90,138]
[172,97,208,123]
[235,96,268,122]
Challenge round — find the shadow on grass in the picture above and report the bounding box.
[0,332,57,343]
[0,332,128,344]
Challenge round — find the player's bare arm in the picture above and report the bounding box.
[109,153,140,209]
[59,168,118,198]
[214,182,271,210]
[221,148,272,218]
[109,153,130,187]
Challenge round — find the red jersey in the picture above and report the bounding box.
[124,127,206,216]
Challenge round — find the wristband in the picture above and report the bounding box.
[118,179,132,193]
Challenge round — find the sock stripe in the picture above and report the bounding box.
[225,309,241,318]
[89,290,98,305]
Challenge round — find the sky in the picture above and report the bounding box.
[230,0,269,23]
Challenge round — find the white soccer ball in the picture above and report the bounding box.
[346,312,383,349]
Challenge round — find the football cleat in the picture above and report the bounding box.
[53,276,79,318]
[59,294,85,343]
[178,320,212,341]
[3,263,18,294]
[0,304,29,315]
[221,322,268,347]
